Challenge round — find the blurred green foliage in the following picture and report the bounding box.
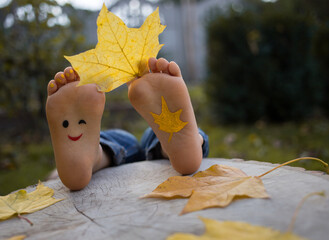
[0,0,93,194]
[205,0,329,123]
[0,0,91,130]
[205,120,329,171]
[0,142,54,195]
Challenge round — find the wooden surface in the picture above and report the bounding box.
[1,158,329,240]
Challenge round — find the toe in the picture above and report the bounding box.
[156,58,170,74]
[148,57,158,73]
[48,80,58,96]
[64,67,79,83]
[54,72,67,86]
[168,61,182,77]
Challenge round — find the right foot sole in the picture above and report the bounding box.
[128,58,202,174]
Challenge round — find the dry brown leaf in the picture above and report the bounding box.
[144,164,269,214]
[144,157,327,215]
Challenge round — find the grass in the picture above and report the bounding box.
[202,120,329,171]
[1,86,328,195]
[0,142,55,195]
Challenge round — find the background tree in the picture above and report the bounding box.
[0,0,90,134]
[205,0,329,123]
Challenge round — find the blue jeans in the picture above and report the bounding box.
[99,127,209,166]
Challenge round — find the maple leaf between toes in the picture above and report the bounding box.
[150,96,188,142]
[65,3,165,92]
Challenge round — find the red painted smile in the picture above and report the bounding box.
[68,133,83,141]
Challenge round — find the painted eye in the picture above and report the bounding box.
[79,119,86,124]
[62,120,69,128]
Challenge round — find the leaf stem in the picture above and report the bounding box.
[18,214,33,226]
[257,157,328,178]
[287,191,325,233]
[168,133,173,143]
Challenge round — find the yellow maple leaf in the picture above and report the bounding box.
[150,96,188,142]
[167,217,307,240]
[65,3,166,92]
[6,235,26,240]
[144,157,327,215]
[167,191,325,240]
[0,181,63,225]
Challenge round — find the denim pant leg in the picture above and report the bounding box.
[140,127,209,160]
[100,129,145,166]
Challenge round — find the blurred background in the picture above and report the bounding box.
[0,0,328,195]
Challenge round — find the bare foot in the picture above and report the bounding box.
[46,67,108,190]
[128,58,203,174]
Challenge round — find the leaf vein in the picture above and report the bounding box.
[105,11,136,75]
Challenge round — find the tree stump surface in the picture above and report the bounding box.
[1,158,329,240]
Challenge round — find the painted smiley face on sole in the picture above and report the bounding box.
[62,119,86,142]
[68,133,83,141]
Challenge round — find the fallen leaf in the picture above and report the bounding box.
[150,96,188,142]
[0,181,63,225]
[167,217,307,240]
[144,157,328,215]
[6,235,26,240]
[167,191,325,240]
[144,164,269,214]
[65,4,165,92]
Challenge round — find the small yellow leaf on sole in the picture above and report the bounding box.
[150,96,188,142]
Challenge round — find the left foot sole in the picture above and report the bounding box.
[46,67,106,190]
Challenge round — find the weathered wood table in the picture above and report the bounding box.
[1,158,329,240]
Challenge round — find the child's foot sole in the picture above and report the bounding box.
[128,58,202,174]
[46,68,106,190]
